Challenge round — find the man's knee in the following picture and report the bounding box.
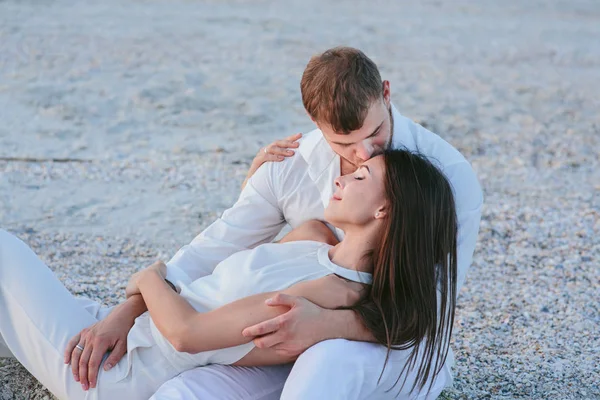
[282,339,369,399]
[297,339,360,365]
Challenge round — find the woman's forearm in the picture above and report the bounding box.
[121,293,148,318]
[138,271,289,354]
[137,270,199,350]
[181,292,289,354]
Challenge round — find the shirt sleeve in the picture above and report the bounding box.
[165,161,287,287]
[446,162,484,293]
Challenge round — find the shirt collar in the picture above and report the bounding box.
[297,103,414,207]
[390,103,418,150]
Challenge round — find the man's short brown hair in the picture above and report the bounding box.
[300,47,383,134]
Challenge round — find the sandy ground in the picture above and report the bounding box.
[0,0,599,398]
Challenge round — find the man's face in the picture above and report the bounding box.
[317,84,393,168]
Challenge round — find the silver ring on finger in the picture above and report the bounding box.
[263,147,268,154]
[75,344,85,352]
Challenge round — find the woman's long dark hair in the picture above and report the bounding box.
[351,149,458,395]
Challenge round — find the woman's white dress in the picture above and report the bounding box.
[0,230,370,400]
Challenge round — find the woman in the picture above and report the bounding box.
[0,149,457,399]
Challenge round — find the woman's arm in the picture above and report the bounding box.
[137,270,364,355]
[137,269,284,353]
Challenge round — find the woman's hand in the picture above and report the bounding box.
[64,295,147,391]
[125,260,167,299]
[241,133,302,190]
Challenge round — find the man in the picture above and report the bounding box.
[67,47,482,399]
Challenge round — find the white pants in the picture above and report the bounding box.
[0,230,180,399]
[0,229,451,399]
[151,340,451,400]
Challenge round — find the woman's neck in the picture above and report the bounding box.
[329,227,379,274]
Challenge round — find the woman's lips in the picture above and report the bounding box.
[332,194,342,201]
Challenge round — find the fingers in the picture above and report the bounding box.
[242,294,296,337]
[275,139,300,151]
[242,314,284,338]
[78,343,93,390]
[273,344,300,359]
[70,336,85,383]
[87,341,107,389]
[264,145,292,158]
[285,132,302,142]
[64,333,80,364]
[265,152,285,162]
[265,293,297,307]
[104,341,127,372]
[260,133,302,160]
[253,332,285,349]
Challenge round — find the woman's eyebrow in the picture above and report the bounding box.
[359,165,371,174]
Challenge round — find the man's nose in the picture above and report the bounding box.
[355,140,373,161]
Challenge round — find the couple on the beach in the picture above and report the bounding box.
[0,47,482,399]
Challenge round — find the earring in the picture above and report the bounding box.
[375,212,380,218]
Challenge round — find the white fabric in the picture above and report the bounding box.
[0,230,375,399]
[0,229,180,400]
[152,340,451,400]
[143,241,371,372]
[167,104,482,295]
[161,104,483,399]
[151,364,293,400]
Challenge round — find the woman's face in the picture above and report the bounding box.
[324,155,387,228]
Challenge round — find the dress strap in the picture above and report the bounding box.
[317,245,373,285]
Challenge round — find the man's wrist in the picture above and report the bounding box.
[322,309,373,342]
[319,309,348,341]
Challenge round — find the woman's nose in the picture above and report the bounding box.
[334,176,343,189]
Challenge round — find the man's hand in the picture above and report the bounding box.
[64,295,146,391]
[242,133,302,190]
[241,293,329,358]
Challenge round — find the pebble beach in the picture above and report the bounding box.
[1,0,599,398]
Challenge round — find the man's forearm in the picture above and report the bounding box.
[322,309,376,342]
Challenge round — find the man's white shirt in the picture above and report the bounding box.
[166,104,483,297]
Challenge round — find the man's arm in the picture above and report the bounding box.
[166,160,287,287]
[243,163,484,354]
[136,269,367,355]
[443,161,483,293]
[241,133,301,190]
[241,294,375,358]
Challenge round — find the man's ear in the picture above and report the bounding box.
[382,80,391,107]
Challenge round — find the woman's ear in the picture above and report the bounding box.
[374,205,387,219]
